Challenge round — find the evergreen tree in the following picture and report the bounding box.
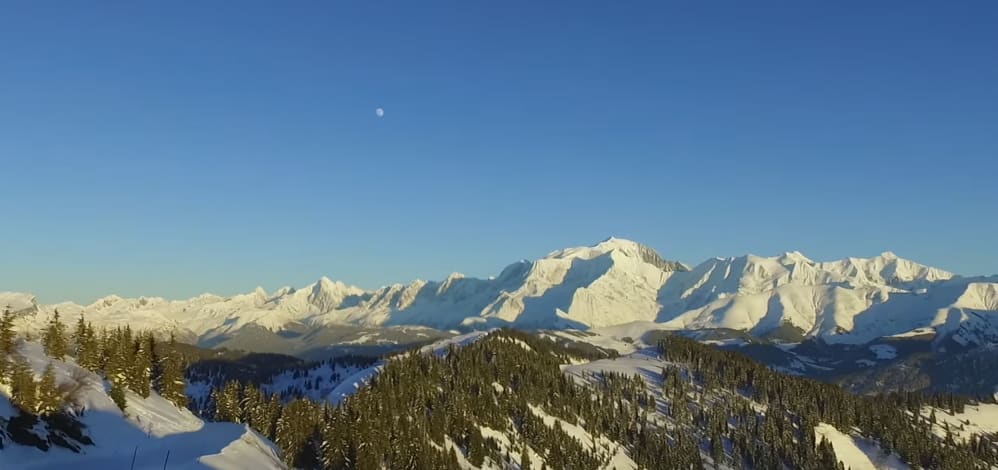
[73,313,87,355]
[213,380,244,423]
[0,306,15,354]
[9,354,38,413]
[275,398,320,467]
[77,322,100,372]
[42,309,68,359]
[0,307,15,380]
[108,378,128,411]
[157,333,188,407]
[183,329,998,470]
[36,362,64,416]
[104,327,133,394]
[129,333,153,397]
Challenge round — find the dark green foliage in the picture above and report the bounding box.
[212,380,244,423]
[129,332,154,398]
[658,334,997,469]
[41,310,68,359]
[72,316,101,372]
[0,307,15,379]
[275,398,321,468]
[8,354,38,412]
[197,329,998,469]
[207,330,687,469]
[36,363,64,416]
[108,379,127,411]
[185,351,309,386]
[157,333,189,408]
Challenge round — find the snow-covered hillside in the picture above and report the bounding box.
[0,342,285,470]
[5,237,995,348]
[184,331,494,410]
[561,346,916,469]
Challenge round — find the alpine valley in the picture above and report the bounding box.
[4,238,998,469]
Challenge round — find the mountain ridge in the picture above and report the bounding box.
[4,238,996,349]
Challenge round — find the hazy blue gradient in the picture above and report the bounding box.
[1,2,996,304]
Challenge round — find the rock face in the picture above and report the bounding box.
[6,237,997,349]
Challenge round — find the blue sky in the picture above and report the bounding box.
[1,2,996,303]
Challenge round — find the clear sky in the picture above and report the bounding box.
[1,2,996,304]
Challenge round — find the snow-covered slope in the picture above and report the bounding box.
[6,237,995,348]
[814,423,909,470]
[323,331,490,404]
[920,402,998,446]
[0,342,285,470]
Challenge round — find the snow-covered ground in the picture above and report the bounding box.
[323,331,491,404]
[562,347,914,470]
[922,403,998,443]
[527,404,637,470]
[814,423,909,470]
[0,342,285,470]
[562,348,667,389]
[546,329,641,354]
[324,364,385,405]
[263,361,370,402]
[419,330,491,356]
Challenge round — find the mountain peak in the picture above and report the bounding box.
[594,236,642,251]
[91,294,124,308]
[592,237,688,272]
[778,251,813,264]
[253,286,268,298]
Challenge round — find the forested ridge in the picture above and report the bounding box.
[5,309,998,469]
[204,329,998,469]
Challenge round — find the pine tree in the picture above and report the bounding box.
[9,354,38,413]
[213,380,244,423]
[520,443,532,470]
[158,333,188,407]
[0,307,15,381]
[42,309,68,359]
[77,322,100,372]
[36,362,64,416]
[130,333,153,397]
[104,327,132,394]
[468,429,486,466]
[109,378,128,411]
[73,313,87,356]
[275,399,320,467]
[0,307,15,354]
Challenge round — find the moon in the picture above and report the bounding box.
[375,107,385,117]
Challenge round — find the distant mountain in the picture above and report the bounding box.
[4,237,997,352]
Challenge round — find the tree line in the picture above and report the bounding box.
[0,308,189,417]
[200,329,998,469]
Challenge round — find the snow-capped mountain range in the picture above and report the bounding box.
[4,237,997,348]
